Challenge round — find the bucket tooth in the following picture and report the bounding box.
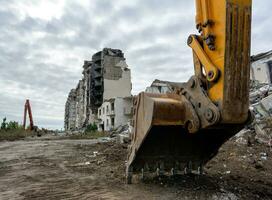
[156,168,160,176]
[126,166,133,184]
[197,164,204,175]
[140,168,145,181]
[184,167,188,175]
[156,165,164,176]
[171,168,176,176]
[188,161,193,174]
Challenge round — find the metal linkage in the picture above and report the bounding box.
[169,76,220,131]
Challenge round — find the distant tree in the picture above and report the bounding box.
[6,121,20,130]
[1,117,7,130]
[1,118,23,131]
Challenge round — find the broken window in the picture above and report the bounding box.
[103,107,105,114]
[99,109,101,116]
[268,61,272,83]
[111,118,115,127]
[111,102,114,111]
[106,105,109,114]
[158,86,162,93]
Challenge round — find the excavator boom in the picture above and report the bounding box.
[126,0,252,183]
[23,99,34,130]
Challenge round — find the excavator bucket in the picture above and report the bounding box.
[126,92,244,183]
[126,0,252,184]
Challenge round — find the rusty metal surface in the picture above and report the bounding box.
[126,76,250,183]
[126,91,244,182]
[223,2,251,123]
[128,124,243,172]
[127,92,201,176]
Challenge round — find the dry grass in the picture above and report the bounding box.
[0,129,35,141]
[67,131,109,140]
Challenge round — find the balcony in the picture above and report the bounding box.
[94,91,103,97]
[94,72,102,79]
[107,110,115,116]
[93,63,102,71]
[94,80,102,87]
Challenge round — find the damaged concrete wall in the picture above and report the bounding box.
[114,97,133,128]
[64,89,77,131]
[251,50,272,84]
[103,60,132,100]
[75,80,85,129]
[64,60,94,131]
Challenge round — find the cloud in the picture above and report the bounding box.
[0,0,271,129]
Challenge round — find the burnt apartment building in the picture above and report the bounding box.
[64,48,132,131]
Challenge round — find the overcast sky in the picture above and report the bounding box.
[0,0,271,130]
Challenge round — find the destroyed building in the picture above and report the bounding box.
[251,50,272,84]
[145,79,172,94]
[64,89,76,130]
[64,48,132,131]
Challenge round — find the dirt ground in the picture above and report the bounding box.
[0,135,271,200]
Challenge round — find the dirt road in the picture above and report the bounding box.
[0,136,271,200]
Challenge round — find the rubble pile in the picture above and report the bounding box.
[109,124,132,144]
[235,80,272,146]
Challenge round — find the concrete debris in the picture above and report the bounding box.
[235,80,272,146]
[109,124,132,144]
[212,192,238,200]
[260,152,268,161]
[110,124,130,137]
[86,151,99,158]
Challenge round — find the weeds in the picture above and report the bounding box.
[0,117,34,141]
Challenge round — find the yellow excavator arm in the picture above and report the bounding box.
[126,0,252,184]
[191,0,252,124]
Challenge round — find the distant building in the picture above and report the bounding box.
[64,89,76,130]
[97,97,133,131]
[251,50,272,84]
[90,48,132,111]
[145,79,172,94]
[64,48,132,131]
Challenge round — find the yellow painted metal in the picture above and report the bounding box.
[126,0,252,183]
[193,0,252,123]
[188,35,219,82]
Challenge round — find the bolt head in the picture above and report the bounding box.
[205,108,214,122]
[207,71,215,80]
